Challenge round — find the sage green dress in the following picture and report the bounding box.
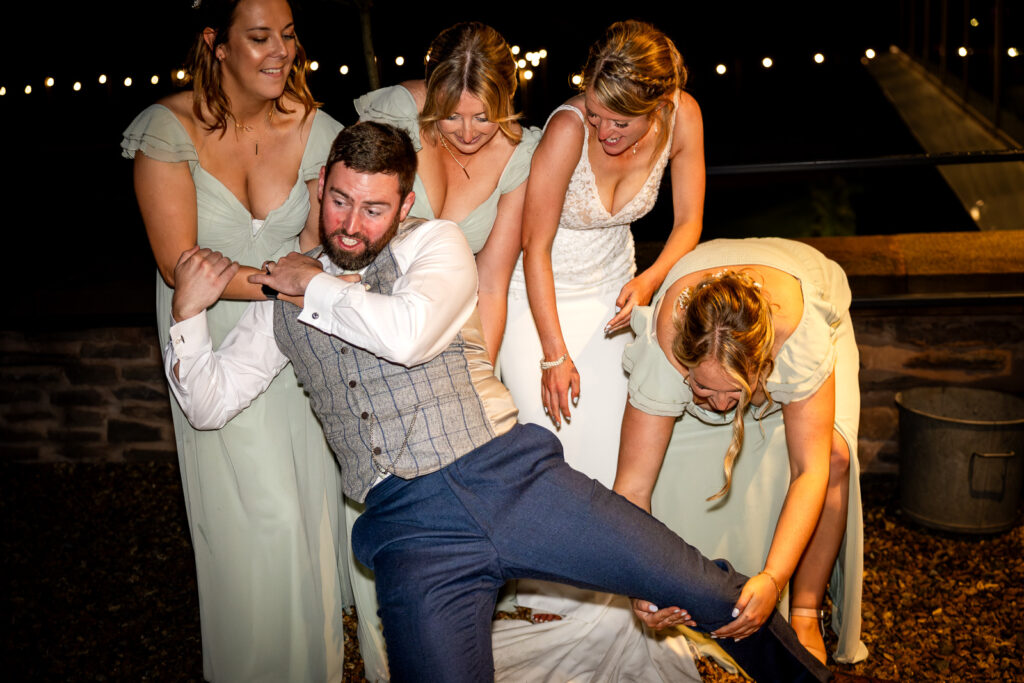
[352,85,541,682]
[624,237,868,666]
[122,105,350,683]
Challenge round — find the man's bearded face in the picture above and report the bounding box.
[317,162,409,271]
[320,208,400,271]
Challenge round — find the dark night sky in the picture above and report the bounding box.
[8,0,904,117]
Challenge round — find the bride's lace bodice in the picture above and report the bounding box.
[511,103,675,291]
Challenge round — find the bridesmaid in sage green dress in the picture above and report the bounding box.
[121,1,348,680]
[616,238,867,667]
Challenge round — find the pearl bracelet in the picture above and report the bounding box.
[539,353,568,370]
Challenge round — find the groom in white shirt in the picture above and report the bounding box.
[165,121,830,683]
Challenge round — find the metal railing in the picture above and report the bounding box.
[708,148,1024,175]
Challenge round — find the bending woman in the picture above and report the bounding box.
[121,0,347,679]
[615,237,867,666]
[352,22,539,681]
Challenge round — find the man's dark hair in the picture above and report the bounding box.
[325,121,417,199]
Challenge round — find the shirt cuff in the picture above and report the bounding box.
[298,271,366,332]
[169,313,212,361]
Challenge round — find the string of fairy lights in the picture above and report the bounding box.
[2,41,1018,99]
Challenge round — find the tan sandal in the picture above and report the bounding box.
[790,607,827,664]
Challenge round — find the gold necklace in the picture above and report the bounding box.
[233,106,275,155]
[438,133,471,179]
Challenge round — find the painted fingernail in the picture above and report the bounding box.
[648,604,658,612]
[572,396,579,406]
[672,608,679,614]
[731,608,740,618]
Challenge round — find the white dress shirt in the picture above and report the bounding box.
[165,218,478,430]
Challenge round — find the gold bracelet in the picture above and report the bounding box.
[539,353,568,370]
[758,569,783,603]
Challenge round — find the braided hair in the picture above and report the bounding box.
[580,20,687,153]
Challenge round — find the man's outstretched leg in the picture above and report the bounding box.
[448,424,832,682]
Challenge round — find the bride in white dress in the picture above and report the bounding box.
[494,20,706,681]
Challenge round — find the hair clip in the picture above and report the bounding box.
[675,287,691,312]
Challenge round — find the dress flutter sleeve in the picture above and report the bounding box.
[766,286,841,404]
[300,109,344,182]
[623,303,693,417]
[120,104,198,171]
[353,86,422,152]
[498,126,542,194]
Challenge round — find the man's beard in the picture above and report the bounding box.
[320,214,401,271]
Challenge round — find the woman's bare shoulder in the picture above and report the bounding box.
[544,97,586,136]
[670,89,703,153]
[562,94,586,116]
[750,266,804,346]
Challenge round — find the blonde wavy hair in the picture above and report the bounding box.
[184,0,318,133]
[419,22,522,145]
[581,20,687,155]
[673,271,776,501]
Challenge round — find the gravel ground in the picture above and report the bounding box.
[4,461,1021,681]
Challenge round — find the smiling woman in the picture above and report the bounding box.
[118,0,349,681]
[355,22,540,365]
[493,19,707,681]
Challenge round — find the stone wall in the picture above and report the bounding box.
[0,326,175,462]
[803,230,1024,474]
[851,304,1024,473]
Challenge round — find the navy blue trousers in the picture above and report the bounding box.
[352,424,831,683]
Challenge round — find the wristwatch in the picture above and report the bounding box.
[262,284,279,300]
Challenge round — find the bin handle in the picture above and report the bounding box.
[968,451,1012,500]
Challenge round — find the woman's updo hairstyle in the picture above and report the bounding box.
[673,271,775,501]
[419,22,522,144]
[184,0,317,132]
[581,20,686,153]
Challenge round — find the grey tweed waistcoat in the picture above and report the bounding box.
[273,230,510,502]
